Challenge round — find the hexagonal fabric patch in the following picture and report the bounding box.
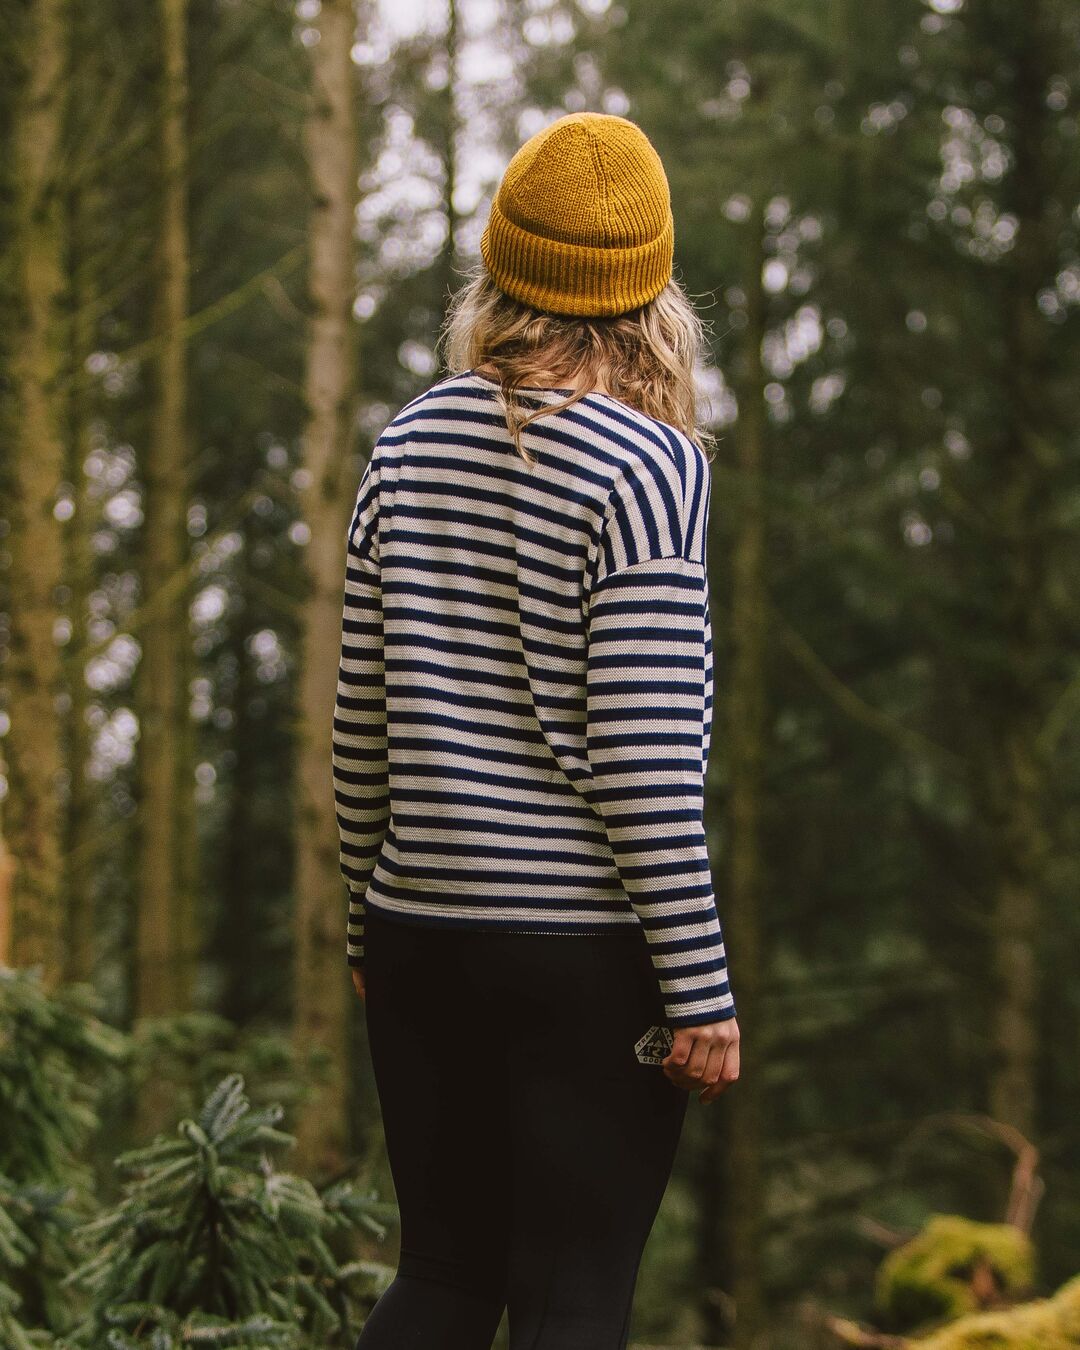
[634,1024,674,1066]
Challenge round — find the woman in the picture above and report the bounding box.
[334,110,740,1350]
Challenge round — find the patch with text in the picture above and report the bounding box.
[634,1024,674,1066]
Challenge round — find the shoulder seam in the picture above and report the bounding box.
[591,552,704,586]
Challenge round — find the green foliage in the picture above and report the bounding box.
[0,967,126,1187]
[912,1271,1080,1349]
[0,1174,48,1350]
[66,1074,392,1348]
[875,1215,1035,1332]
[0,976,396,1345]
[79,1307,296,1348]
[128,1014,311,1124]
[0,1173,83,1343]
[0,968,127,1337]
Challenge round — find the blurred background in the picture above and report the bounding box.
[1,0,1079,1346]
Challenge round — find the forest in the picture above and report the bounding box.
[1,0,1079,1346]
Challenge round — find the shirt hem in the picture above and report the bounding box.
[364,891,645,938]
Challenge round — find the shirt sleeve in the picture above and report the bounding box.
[703,561,714,780]
[584,440,735,1028]
[332,453,390,969]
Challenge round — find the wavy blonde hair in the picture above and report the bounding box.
[436,263,716,468]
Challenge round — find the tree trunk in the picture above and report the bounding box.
[63,169,99,987]
[435,0,460,338]
[719,204,769,1350]
[292,0,360,1176]
[219,525,259,1026]
[61,221,97,988]
[983,7,1056,1140]
[135,0,192,1040]
[5,0,70,986]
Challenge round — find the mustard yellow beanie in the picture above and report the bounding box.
[479,111,674,319]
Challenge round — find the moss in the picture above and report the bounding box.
[1054,1274,1080,1339]
[874,1215,1035,1331]
[913,1300,1061,1349]
[912,1272,1080,1349]
[912,1279,1080,1344]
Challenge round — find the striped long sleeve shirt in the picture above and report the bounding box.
[332,369,735,1027]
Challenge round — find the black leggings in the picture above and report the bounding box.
[355,901,689,1350]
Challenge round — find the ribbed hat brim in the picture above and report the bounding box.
[481,196,674,319]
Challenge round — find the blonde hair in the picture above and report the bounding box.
[436,263,716,468]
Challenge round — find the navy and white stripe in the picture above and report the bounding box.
[332,370,735,1027]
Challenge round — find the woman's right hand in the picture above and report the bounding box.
[662,1018,740,1103]
[351,968,366,1002]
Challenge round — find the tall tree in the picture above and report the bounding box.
[181,0,312,1029]
[61,0,112,986]
[941,0,1072,1138]
[292,0,361,1174]
[134,0,194,1031]
[978,1,1062,1141]
[723,195,769,1350]
[4,0,70,984]
[62,162,100,987]
[434,0,462,334]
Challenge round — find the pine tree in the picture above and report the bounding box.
[67,1073,393,1348]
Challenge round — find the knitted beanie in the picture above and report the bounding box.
[479,111,674,319]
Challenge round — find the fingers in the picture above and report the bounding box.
[662,1018,740,1101]
[699,1037,740,1104]
[662,1035,703,1090]
[665,1028,694,1068]
[351,968,366,1002]
[685,1034,712,1082]
[699,1043,727,1088]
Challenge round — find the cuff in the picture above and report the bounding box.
[666,999,737,1029]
